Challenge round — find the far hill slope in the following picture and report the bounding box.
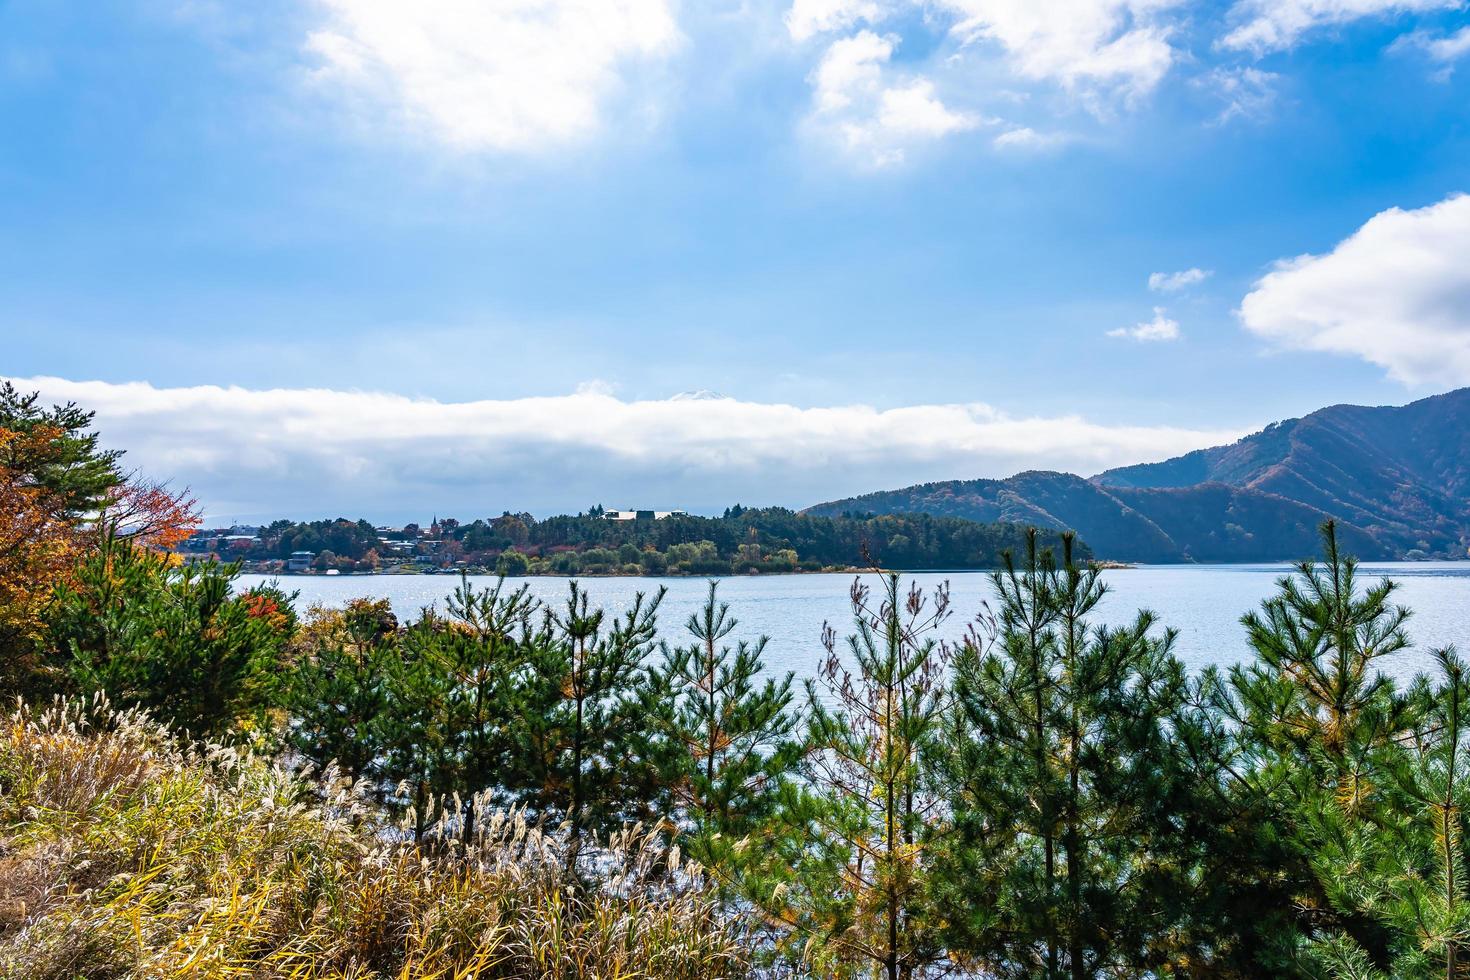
[805,389,1470,562]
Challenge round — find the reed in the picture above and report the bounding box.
[0,697,751,979]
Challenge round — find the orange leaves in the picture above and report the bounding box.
[242,592,289,633]
[0,425,80,648]
[105,477,201,551]
[0,419,197,662]
[243,593,280,620]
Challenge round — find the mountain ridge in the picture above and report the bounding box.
[804,388,1470,562]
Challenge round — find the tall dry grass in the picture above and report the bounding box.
[0,697,752,979]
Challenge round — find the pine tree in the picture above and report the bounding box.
[933,528,1060,975]
[649,581,802,866]
[1224,521,1416,968]
[0,381,122,518]
[50,531,288,737]
[763,574,951,980]
[1232,520,1412,808]
[288,598,397,789]
[380,615,458,843]
[511,582,665,864]
[1306,647,1470,980]
[933,530,1207,977]
[436,575,541,841]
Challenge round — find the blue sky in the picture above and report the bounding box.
[4,0,1469,521]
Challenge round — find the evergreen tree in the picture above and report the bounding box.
[437,575,540,841]
[1233,521,1411,804]
[1224,521,1415,967]
[933,530,1212,977]
[933,529,1060,975]
[287,598,397,789]
[380,615,458,843]
[512,582,665,863]
[763,574,951,980]
[0,381,122,517]
[1307,647,1470,979]
[49,532,290,737]
[649,581,802,866]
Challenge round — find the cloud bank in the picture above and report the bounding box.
[11,377,1241,524]
[1238,193,1470,385]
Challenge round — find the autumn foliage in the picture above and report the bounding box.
[0,385,199,694]
[103,477,200,551]
[0,425,79,653]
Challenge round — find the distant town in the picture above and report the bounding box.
[178,509,690,575]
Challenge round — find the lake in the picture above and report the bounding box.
[237,562,1470,685]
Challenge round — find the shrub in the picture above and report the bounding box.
[47,534,291,738]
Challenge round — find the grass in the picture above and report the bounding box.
[0,698,752,979]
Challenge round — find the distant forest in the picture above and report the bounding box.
[203,507,1088,575]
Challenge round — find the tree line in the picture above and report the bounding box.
[202,506,1084,576]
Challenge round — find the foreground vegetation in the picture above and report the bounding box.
[5,382,1470,978]
[0,699,747,978]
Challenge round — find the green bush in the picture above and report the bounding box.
[46,534,292,738]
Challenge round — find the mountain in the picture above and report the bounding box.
[804,388,1470,563]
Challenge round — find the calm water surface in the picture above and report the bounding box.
[238,563,1470,685]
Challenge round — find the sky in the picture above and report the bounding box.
[3,0,1469,523]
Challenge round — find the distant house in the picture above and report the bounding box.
[603,509,688,521]
[285,551,315,573]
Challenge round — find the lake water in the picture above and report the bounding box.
[237,563,1470,685]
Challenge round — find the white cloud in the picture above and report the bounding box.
[810,30,891,112]
[992,125,1070,150]
[934,0,1184,103]
[1219,0,1461,54]
[7,377,1239,523]
[1394,24,1470,73]
[786,0,1187,144]
[876,79,983,137]
[1200,66,1279,123]
[1421,24,1470,61]
[1238,193,1470,385]
[786,0,886,41]
[808,31,982,165]
[305,0,681,153]
[1148,267,1212,291]
[1109,307,1181,341]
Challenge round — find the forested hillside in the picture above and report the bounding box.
[807,388,1470,562]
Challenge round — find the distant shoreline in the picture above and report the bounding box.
[233,556,1470,580]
